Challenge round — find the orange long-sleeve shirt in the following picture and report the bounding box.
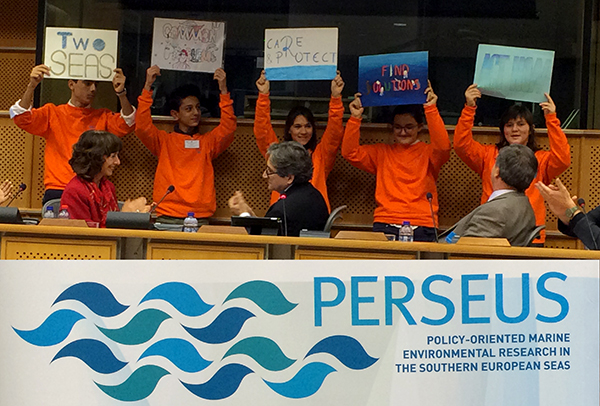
[253,93,344,210]
[453,105,571,243]
[136,89,236,218]
[342,104,451,226]
[12,103,133,190]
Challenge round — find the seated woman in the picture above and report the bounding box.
[341,83,451,242]
[454,84,571,245]
[254,70,345,211]
[61,130,149,227]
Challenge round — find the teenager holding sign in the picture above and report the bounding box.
[342,84,450,241]
[453,84,570,244]
[253,70,345,211]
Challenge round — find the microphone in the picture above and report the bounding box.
[426,192,439,242]
[575,197,598,250]
[149,185,175,214]
[5,183,26,207]
[280,194,288,237]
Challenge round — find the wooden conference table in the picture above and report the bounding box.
[1,223,600,260]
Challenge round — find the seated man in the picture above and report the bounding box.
[536,178,600,250]
[136,65,236,224]
[441,144,538,246]
[228,141,329,236]
[10,65,136,204]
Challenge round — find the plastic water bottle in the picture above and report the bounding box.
[398,221,414,242]
[58,205,70,219]
[182,212,199,233]
[43,206,55,219]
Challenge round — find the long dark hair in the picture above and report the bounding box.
[496,105,540,151]
[69,130,122,181]
[283,106,318,152]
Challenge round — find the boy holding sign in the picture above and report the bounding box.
[342,84,450,242]
[453,84,570,244]
[135,65,236,224]
[9,64,136,204]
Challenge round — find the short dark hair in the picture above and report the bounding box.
[391,104,424,125]
[69,130,122,180]
[496,104,540,151]
[495,144,538,193]
[267,141,313,184]
[168,84,201,112]
[284,106,318,152]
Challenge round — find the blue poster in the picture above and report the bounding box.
[358,51,428,107]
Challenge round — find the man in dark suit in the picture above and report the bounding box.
[441,144,538,246]
[229,141,329,236]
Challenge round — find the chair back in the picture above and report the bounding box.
[525,225,546,246]
[41,198,61,217]
[323,205,347,233]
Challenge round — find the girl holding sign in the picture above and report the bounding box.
[253,70,345,211]
[342,84,451,242]
[453,84,571,244]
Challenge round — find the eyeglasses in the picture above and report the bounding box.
[394,124,418,133]
[264,166,278,176]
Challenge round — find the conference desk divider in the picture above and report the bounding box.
[2,224,600,260]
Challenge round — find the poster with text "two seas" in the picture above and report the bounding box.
[44,27,118,81]
[264,27,338,81]
[359,51,428,107]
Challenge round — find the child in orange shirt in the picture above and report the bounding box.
[342,84,451,241]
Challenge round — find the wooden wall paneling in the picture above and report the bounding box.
[0,116,34,207]
[0,53,35,111]
[0,0,37,49]
[578,135,600,210]
[31,136,46,208]
[111,132,157,202]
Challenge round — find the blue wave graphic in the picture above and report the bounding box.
[223,336,296,371]
[182,363,253,400]
[13,309,85,346]
[264,362,336,398]
[53,282,128,317]
[305,335,378,370]
[224,281,297,315]
[96,365,169,402]
[139,338,212,373]
[52,339,127,374]
[97,309,171,345]
[140,282,213,317]
[183,307,254,344]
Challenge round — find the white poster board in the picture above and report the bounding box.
[151,18,226,73]
[0,260,597,405]
[264,27,338,81]
[473,44,555,103]
[44,27,118,81]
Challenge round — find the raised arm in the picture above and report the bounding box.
[423,81,450,173]
[134,65,165,155]
[208,68,237,158]
[112,68,135,118]
[453,84,489,176]
[314,71,345,174]
[9,65,52,135]
[19,64,50,109]
[253,70,278,157]
[538,93,571,182]
[341,94,378,174]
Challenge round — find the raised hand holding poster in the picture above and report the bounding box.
[358,51,428,107]
[264,27,338,81]
[473,44,555,103]
[44,27,118,81]
[151,18,226,73]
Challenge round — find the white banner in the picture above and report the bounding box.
[151,18,226,73]
[264,27,338,81]
[44,27,118,81]
[0,260,597,405]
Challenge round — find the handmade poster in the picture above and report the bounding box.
[43,27,118,81]
[473,44,555,103]
[0,260,597,406]
[151,18,226,73]
[358,51,428,107]
[264,27,338,81]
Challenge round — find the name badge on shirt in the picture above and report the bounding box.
[185,140,200,149]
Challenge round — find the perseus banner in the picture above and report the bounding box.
[0,260,597,405]
[358,51,428,107]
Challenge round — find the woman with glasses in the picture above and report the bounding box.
[453,84,570,245]
[341,83,451,242]
[253,70,345,211]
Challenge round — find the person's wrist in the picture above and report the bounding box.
[116,88,126,96]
